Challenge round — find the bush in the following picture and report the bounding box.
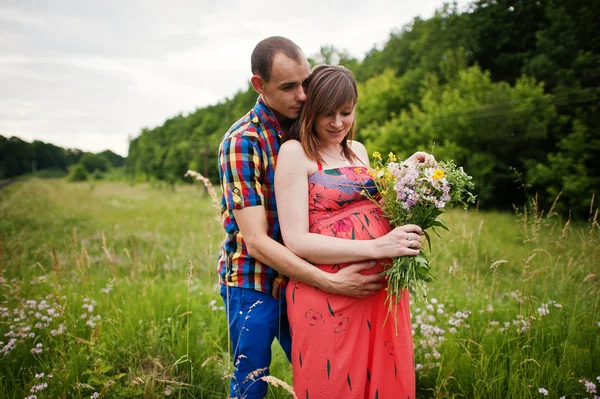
[66,164,88,182]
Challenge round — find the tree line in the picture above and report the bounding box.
[0,135,125,180]
[3,0,593,216]
[127,0,599,216]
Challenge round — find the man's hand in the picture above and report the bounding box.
[406,151,436,166]
[321,261,386,298]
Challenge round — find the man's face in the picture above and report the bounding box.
[257,53,310,123]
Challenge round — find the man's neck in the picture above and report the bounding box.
[278,118,294,135]
[261,97,293,134]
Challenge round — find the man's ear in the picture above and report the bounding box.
[250,75,265,95]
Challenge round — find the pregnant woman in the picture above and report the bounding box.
[275,65,431,398]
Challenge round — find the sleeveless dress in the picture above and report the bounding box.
[286,165,415,399]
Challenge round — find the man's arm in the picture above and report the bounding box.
[234,206,385,298]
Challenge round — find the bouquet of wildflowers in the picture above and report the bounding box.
[369,151,476,309]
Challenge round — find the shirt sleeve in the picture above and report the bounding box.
[219,134,264,210]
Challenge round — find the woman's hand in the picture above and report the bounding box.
[374,225,423,258]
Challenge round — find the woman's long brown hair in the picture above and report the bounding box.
[287,64,359,164]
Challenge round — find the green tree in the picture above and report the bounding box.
[99,150,126,168]
[79,153,110,174]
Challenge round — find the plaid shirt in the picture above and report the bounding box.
[217,96,287,299]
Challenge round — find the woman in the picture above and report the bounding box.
[275,65,428,398]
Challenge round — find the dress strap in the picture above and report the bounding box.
[316,160,323,171]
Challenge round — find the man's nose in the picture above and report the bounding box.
[297,86,307,102]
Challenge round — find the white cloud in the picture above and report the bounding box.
[0,0,471,156]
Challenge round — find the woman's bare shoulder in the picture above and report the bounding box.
[278,139,309,163]
[348,140,369,164]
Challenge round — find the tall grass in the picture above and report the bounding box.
[0,179,598,398]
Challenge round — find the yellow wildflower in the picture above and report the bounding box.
[433,169,445,180]
[373,151,382,161]
[381,190,388,196]
[388,152,397,162]
[384,169,393,184]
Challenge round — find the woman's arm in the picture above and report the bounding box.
[275,140,421,265]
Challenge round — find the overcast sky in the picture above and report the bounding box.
[0,0,471,156]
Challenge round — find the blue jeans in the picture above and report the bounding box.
[220,285,292,399]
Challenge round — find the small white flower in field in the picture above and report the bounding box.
[537,303,550,317]
[430,298,438,304]
[597,322,600,328]
[479,309,484,314]
[165,386,172,396]
[101,283,113,294]
[81,313,87,319]
[35,373,44,379]
[583,379,597,393]
[487,304,494,312]
[90,392,99,399]
[559,396,565,399]
[415,364,423,371]
[30,382,48,392]
[597,375,600,382]
[489,321,499,326]
[538,387,548,396]
[24,395,37,399]
[31,343,43,354]
[449,327,457,334]
[553,303,562,308]
[426,304,434,311]
[47,374,53,378]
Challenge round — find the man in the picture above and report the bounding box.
[217,36,422,399]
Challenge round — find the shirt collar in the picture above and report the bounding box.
[251,96,283,138]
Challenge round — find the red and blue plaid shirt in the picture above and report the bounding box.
[217,96,287,299]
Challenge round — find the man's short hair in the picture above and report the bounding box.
[251,36,304,82]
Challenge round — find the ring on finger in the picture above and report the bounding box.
[407,233,412,242]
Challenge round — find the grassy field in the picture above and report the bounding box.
[0,179,598,398]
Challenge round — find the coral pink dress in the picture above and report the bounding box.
[286,165,415,399]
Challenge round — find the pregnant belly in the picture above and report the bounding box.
[309,202,392,274]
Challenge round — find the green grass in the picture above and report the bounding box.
[0,179,598,398]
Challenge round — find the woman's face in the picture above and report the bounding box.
[314,104,355,146]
